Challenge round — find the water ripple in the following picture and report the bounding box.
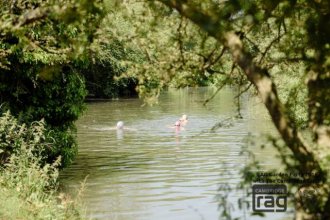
[60,88,283,220]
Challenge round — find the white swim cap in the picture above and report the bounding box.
[116,121,124,129]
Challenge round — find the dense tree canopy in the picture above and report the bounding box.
[0,0,106,166]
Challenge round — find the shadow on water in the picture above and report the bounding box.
[60,87,289,220]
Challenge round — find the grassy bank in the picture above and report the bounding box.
[0,111,83,220]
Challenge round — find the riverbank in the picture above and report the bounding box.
[0,112,83,220]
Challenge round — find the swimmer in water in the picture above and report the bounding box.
[116,121,124,139]
[179,114,188,126]
[116,121,124,130]
[115,121,137,131]
[91,121,131,131]
[169,120,184,132]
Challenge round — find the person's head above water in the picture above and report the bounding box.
[180,114,188,121]
[175,120,181,127]
[116,121,124,129]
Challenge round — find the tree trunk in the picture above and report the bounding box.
[158,0,323,175]
[157,1,327,219]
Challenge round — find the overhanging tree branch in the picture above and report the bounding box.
[15,8,48,28]
[157,0,323,175]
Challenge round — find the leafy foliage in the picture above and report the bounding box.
[0,111,83,219]
[81,39,139,98]
[0,0,105,166]
[101,1,238,103]
[0,111,46,165]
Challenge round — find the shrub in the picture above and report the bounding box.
[0,111,83,219]
[0,68,86,166]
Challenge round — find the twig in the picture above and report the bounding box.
[203,76,230,106]
[203,63,237,105]
[209,46,226,66]
[234,83,252,99]
[198,46,226,71]
[242,35,261,53]
[258,33,284,65]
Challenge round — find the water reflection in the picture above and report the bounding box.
[60,87,288,220]
[116,129,124,140]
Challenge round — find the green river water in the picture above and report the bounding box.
[60,87,290,220]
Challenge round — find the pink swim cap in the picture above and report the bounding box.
[175,121,181,127]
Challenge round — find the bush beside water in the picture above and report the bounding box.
[0,111,83,219]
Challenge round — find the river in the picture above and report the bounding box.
[60,87,290,220]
